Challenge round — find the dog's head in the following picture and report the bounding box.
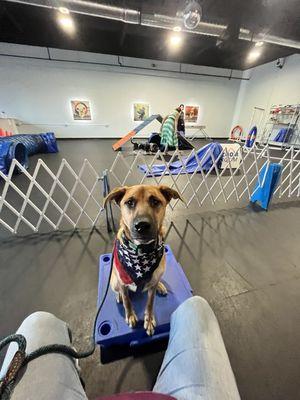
[104,185,182,243]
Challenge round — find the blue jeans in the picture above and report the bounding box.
[0,297,240,400]
[153,297,241,399]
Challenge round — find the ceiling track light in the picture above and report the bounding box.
[173,26,182,32]
[247,48,262,62]
[169,33,183,49]
[255,41,264,47]
[57,13,75,34]
[58,7,69,14]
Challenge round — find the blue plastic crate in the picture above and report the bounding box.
[96,245,192,363]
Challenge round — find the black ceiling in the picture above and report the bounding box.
[0,0,299,70]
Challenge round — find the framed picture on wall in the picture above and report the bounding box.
[185,105,199,124]
[133,103,150,122]
[71,100,92,120]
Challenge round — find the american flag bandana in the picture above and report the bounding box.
[114,233,164,291]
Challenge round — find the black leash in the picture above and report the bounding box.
[101,169,116,234]
[0,252,114,400]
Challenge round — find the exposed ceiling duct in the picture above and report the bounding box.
[5,0,300,50]
[239,29,300,50]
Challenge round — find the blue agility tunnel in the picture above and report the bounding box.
[0,133,58,175]
[0,141,28,175]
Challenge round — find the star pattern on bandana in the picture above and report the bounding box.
[117,237,164,285]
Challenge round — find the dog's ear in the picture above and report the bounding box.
[159,185,183,203]
[103,186,127,207]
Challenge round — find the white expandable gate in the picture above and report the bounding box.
[109,144,300,211]
[0,144,300,235]
[0,158,104,235]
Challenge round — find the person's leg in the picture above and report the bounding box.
[0,312,87,400]
[153,296,241,400]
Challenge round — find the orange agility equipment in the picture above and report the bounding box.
[112,114,163,151]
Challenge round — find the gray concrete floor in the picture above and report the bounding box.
[1,139,300,400]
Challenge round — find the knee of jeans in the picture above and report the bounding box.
[20,311,60,331]
[172,296,214,322]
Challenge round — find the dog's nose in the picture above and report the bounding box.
[134,220,151,233]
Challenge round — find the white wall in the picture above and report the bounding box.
[232,54,300,135]
[0,43,243,139]
[1,42,298,141]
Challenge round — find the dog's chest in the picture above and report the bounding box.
[115,236,164,289]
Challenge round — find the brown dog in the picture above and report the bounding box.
[104,184,182,335]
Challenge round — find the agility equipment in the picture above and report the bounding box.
[0,141,28,175]
[0,133,58,175]
[148,132,194,151]
[274,128,293,143]
[0,133,58,155]
[245,126,257,148]
[112,115,163,151]
[185,125,211,141]
[113,112,194,152]
[96,245,193,363]
[138,142,223,177]
[260,104,299,147]
[250,163,282,210]
[230,125,243,141]
[177,132,194,150]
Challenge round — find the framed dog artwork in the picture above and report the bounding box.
[71,100,92,120]
[184,105,199,124]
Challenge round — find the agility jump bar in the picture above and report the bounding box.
[112,114,163,151]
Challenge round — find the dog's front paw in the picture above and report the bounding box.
[126,311,138,328]
[144,314,156,336]
[157,281,168,296]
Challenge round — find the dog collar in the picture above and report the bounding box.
[114,233,165,290]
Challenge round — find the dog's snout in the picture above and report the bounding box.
[134,220,151,233]
[132,214,156,241]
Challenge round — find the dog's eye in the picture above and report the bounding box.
[125,198,135,209]
[149,196,161,207]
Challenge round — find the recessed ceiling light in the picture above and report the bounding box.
[169,34,182,47]
[255,41,264,47]
[173,26,182,32]
[57,15,75,34]
[58,7,69,15]
[247,49,261,62]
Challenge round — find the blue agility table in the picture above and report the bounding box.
[96,245,193,363]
